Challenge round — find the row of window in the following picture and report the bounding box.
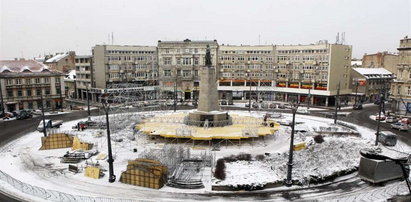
[162,48,201,54]
[220,56,274,61]
[108,72,159,79]
[277,55,329,61]
[163,57,201,66]
[221,50,272,54]
[6,87,61,97]
[109,64,155,70]
[277,64,329,70]
[107,56,155,62]
[107,50,155,54]
[75,58,91,63]
[163,70,199,77]
[277,49,328,54]
[5,77,60,85]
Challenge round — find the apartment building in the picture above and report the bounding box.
[44,51,76,73]
[74,55,93,99]
[391,36,411,115]
[91,45,158,101]
[362,52,399,73]
[217,45,276,101]
[157,39,218,100]
[0,60,65,112]
[217,41,352,106]
[351,68,394,103]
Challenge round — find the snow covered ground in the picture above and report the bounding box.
[0,110,410,201]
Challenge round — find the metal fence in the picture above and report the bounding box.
[0,170,138,202]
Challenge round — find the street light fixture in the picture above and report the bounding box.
[246,68,251,113]
[102,89,116,183]
[285,101,300,187]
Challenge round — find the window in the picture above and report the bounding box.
[56,86,61,94]
[194,48,198,53]
[17,90,22,97]
[37,89,41,96]
[182,58,191,65]
[194,70,198,77]
[45,88,50,95]
[194,58,199,65]
[164,57,171,65]
[55,77,60,83]
[45,78,50,83]
[176,58,181,65]
[16,79,21,85]
[6,79,12,85]
[183,70,191,77]
[27,89,32,96]
[164,70,171,77]
[35,78,40,84]
[26,79,31,84]
[408,86,411,96]
[7,89,13,97]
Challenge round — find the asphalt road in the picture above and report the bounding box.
[0,105,409,201]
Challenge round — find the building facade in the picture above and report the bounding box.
[91,45,158,101]
[217,42,352,106]
[0,60,65,112]
[74,55,93,99]
[362,52,399,73]
[392,36,411,115]
[157,39,218,100]
[84,39,352,106]
[44,51,76,73]
[351,68,394,104]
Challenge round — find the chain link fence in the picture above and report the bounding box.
[0,170,137,202]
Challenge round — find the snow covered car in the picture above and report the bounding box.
[37,119,63,132]
[377,131,397,146]
[385,116,399,123]
[390,122,409,131]
[375,114,386,121]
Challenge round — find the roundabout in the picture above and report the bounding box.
[0,109,410,201]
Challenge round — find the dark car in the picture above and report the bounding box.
[353,104,363,110]
[16,110,33,120]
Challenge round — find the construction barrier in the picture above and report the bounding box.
[293,142,306,151]
[120,158,168,189]
[40,133,73,150]
[85,166,102,179]
[72,137,93,151]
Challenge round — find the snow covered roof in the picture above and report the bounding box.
[352,68,394,79]
[45,53,69,63]
[65,69,76,80]
[0,60,62,76]
[351,60,362,66]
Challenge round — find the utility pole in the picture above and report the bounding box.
[375,77,386,146]
[307,88,311,110]
[334,82,340,124]
[40,87,47,137]
[0,79,5,114]
[102,89,116,183]
[174,70,177,112]
[87,85,91,121]
[286,102,299,187]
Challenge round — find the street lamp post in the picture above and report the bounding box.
[40,87,47,137]
[0,79,4,115]
[246,69,251,112]
[375,76,386,146]
[102,89,116,183]
[59,81,63,112]
[87,84,91,121]
[286,102,300,187]
[354,79,359,106]
[334,82,340,124]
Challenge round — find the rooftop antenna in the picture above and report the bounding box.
[341,32,346,44]
[112,32,114,45]
[336,32,340,44]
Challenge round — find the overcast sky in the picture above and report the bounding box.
[0,0,410,59]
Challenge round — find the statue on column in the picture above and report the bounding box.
[205,45,212,67]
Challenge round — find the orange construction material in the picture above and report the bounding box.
[120,158,168,189]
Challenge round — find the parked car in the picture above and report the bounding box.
[391,122,410,131]
[375,114,386,121]
[252,102,259,108]
[353,104,363,110]
[385,116,399,123]
[377,131,397,146]
[400,118,411,125]
[261,102,269,109]
[16,110,33,120]
[2,112,15,120]
[269,103,277,109]
[220,100,228,105]
[37,119,63,132]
